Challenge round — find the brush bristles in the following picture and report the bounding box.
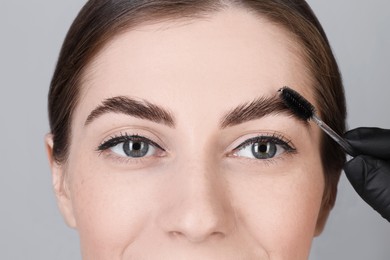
[278,86,315,121]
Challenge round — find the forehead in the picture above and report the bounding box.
[77,7,313,127]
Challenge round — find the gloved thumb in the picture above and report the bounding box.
[344,155,390,221]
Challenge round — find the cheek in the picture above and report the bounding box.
[66,153,158,257]
[229,158,324,257]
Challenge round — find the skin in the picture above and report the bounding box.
[46,7,326,260]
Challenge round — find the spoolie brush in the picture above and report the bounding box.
[278,86,357,157]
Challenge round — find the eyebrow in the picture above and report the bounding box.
[84,94,305,128]
[219,94,304,129]
[85,96,175,127]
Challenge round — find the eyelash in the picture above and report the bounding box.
[97,132,296,164]
[97,133,166,164]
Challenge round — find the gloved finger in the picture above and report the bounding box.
[344,155,390,222]
[344,127,390,160]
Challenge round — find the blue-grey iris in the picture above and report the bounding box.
[123,140,149,157]
[252,141,277,159]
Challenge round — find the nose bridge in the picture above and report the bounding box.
[183,154,224,212]
[157,146,235,242]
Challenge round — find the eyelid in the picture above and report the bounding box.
[229,132,295,151]
[233,134,294,152]
[97,125,171,149]
[97,132,165,152]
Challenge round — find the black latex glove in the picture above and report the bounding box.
[344,127,390,222]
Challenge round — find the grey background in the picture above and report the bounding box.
[0,1,389,259]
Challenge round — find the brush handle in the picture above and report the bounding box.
[312,115,358,157]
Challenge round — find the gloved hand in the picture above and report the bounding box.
[343,127,390,222]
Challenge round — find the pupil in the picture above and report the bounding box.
[259,144,268,153]
[132,142,141,150]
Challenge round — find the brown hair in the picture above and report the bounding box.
[48,0,346,228]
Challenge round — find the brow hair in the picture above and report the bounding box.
[84,94,305,129]
[85,96,176,127]
[219,94,303,128]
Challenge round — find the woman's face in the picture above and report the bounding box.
[47,7,326,260]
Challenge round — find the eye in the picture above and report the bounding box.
[232,135,295,160]
[98,134,165,159]
[111,139,155,158]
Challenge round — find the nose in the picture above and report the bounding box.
[157,157,236,243]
